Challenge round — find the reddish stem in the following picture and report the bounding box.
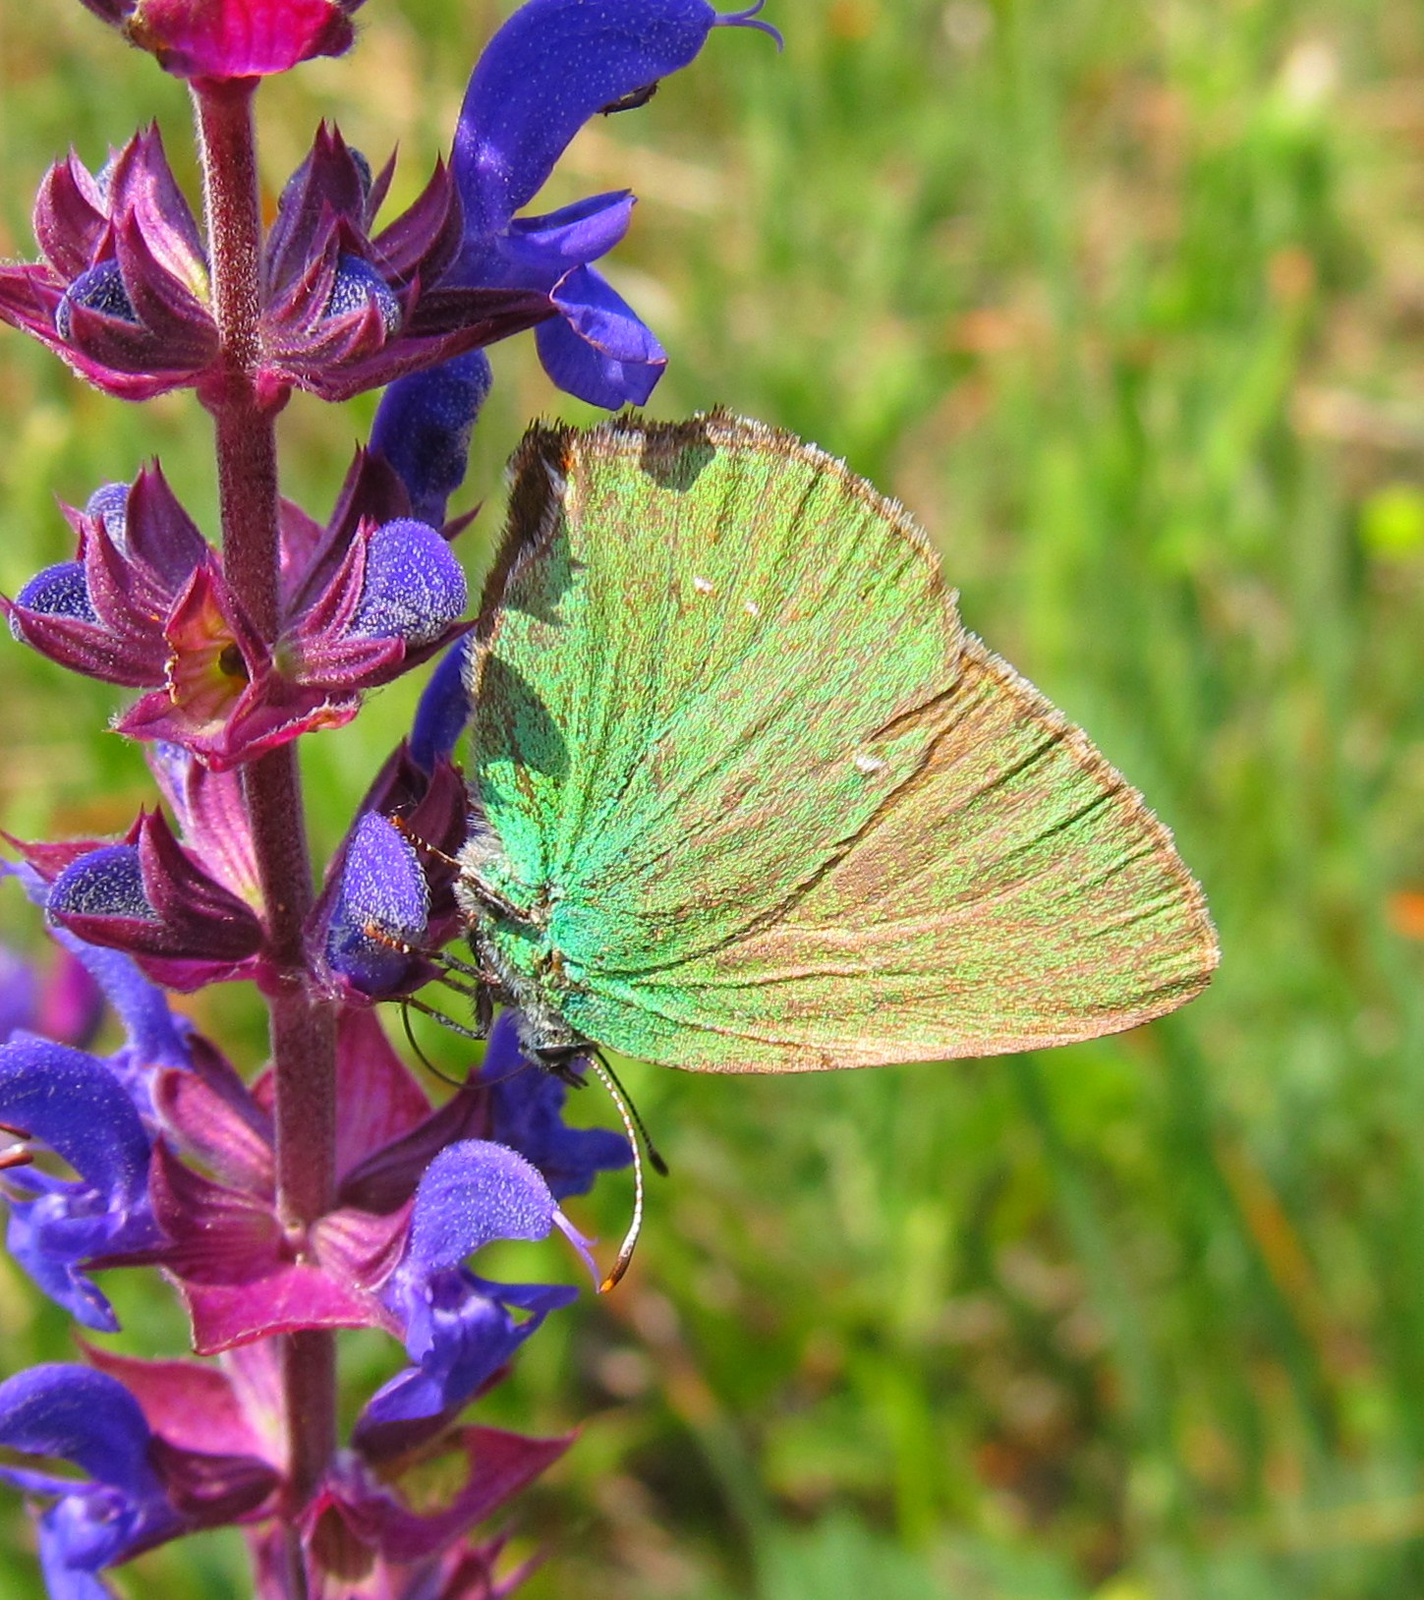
[193,79,337,1540]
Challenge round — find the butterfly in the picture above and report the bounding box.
[455,410,1218,1078]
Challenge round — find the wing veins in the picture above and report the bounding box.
[554,463,838,880]
[589,660,1037,980]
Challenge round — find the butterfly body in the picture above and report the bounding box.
[458,412,1217,1073]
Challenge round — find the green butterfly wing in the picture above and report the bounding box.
[467,412,1217,1071]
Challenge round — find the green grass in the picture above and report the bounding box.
[5,0,1424,1595]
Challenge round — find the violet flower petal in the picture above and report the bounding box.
[324,812,430,996]
[352,520,468,647]
[401,1141,571,1295]
[47,821,266,984]
[0,1036,156,1329]
[500,192,636,271]
[410,637,473,772]
[537,264,667,407]
[0,1365,181,1596]
[480,1013,631,1200]
[355,1275,575,1448]
[454,0,770,236]
[0,1365,155,1495]
[369,351,492,527]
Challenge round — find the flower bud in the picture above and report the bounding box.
[325,254,401,339]
[353,520,467,648]
[12,563,95,630]
[54,259,138,340]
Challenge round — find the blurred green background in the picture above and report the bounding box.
[4,0,1424,1595]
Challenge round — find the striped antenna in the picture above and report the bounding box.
[582,1051,668,1291]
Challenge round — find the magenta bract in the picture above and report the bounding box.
[81,0,363,83]
[7,461,471,769]
[0,123,551,407]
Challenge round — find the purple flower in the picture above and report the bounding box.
[480,1013,631,1200]
[310,742,468,1001]
[0,128,214,400]
[80,0,364,82]
[256,125,551,407]
[448,0,780,408]
[355,1141,592,1454]
[368,0,779,509]
[0,1362,276,1600]
[323,812,431,999]
[6,463,471,769]
[44,815,267,993]
[370,352,492,527]
[130,1008,494,1354]
[0,1037,158,1329]
[0,125,549,407]
[0,1365,184,1599]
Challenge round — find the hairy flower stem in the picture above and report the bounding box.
[194,79,337,1539]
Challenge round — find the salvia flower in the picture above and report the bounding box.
[0,1366,189,1598]
[0,1358,280,1600]
[44,814,267,992]
[80,0,365,83]
[311,740,468,1001]
[355,1140,591,1452]
[446,0,780,408]
[0,1036,159,1329]
[0,124,550,408]
[6,463,471,768]
[255,124,551,407]
[0,127,214,400]
[0,1345,554,1598]
[134,1008,495,1353]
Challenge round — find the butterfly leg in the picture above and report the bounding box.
[404,993,489,1043]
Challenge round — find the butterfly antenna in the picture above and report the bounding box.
[593,1050,669,1177]
[400,1000,465,1089]
[581,1050,669,1293]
